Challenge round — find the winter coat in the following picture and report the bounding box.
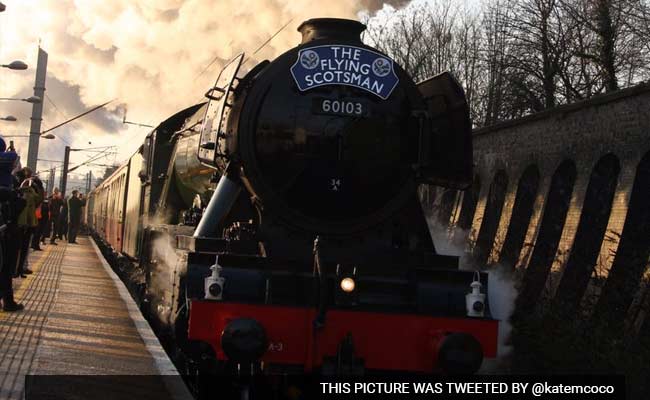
[0,151,17,188]
[17,186,39,227]
[68,196,86,224]
[49,195,63,219]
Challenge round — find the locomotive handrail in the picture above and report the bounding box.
[198,53,244,168]
[312,236,328,330]
[413,109,431,172]
[204,86,226,101]
[200,142,216,150]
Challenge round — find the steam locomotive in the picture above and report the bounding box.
[86,18,498,387]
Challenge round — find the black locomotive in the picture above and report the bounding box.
[86,18,498,394]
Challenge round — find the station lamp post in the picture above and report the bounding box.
[1,133,55,140]
[1,60,28,70]
[27,48,47,171]
[0,96,41,104]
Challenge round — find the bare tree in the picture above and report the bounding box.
[365,1,462,81]
[364,1,485,125]
[454,11,483,124]
[364,0,650,128]
[561,0,650,93]
[480,0,514,125]
[505,0,574,109]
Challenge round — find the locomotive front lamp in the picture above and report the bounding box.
[335,265,359,306]
[465,271,486,318]
[205,257,225,300]
[340,277,356,293]
[208,281,223,298]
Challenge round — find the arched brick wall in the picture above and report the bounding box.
[425,82,650,335]
[473,170,508,267]
[555,154,620,314]
[499,165,540,269]
[517,160,576,313]
[593,152,650,330]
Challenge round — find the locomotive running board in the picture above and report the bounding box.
[176,235,258,254]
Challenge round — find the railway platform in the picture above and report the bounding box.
[0,236,192,400]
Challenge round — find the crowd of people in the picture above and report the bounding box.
[0,138,86,313]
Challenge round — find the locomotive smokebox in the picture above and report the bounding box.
[225,18,428,236]
[196,17,471,237]
[297,18,366,43]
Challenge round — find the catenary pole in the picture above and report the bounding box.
[26,47,48,171]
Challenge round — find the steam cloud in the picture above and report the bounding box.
[427,219,518,372]
[0,0,410,176]
[149,232,180,325]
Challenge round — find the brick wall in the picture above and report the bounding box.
[426,82,650,331]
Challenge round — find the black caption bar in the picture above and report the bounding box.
[25,375,626,400]
[316,376,625,400]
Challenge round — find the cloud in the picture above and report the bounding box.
[0,0,409,178]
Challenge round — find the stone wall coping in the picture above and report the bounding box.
[473,81,650,137]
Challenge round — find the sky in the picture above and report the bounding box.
[0,0,476,191]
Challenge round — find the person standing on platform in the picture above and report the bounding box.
[58,197,68,241]
[30,177,45,251]
[67,190,86,244]
[38,197,50,245]
[48,188,63,245]
[0,138,25,312]
[16,178,39,277]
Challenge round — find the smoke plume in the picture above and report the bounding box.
[0,0,410,177]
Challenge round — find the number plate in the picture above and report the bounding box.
[312,98,369,117]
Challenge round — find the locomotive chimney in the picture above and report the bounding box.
[297,18,366,44]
